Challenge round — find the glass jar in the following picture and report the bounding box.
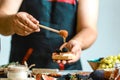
[7,65,29,80]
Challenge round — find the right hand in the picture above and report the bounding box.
[9,12,40,36]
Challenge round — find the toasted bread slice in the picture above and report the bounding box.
[52,52,75,60]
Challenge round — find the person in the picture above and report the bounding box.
[0,0,98,70]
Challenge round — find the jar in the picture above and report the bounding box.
[7,65,29,80]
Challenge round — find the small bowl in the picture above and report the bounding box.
[87,58,104,70]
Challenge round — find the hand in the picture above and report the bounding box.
[9,12,40,36]
[57,40,82,64]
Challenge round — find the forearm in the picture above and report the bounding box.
[72,0,99,50]
[0,12,14,35]
[0,0,23,14]
[72,27,98,50]
[0,0,23,36]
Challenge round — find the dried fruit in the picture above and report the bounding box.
[62,47,69,52]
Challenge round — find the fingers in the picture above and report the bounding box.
[16,19,33,32]
[58,40,82,64]
[62,60,67,64]
[13,19,32,36]
[26,14,40,32]
[55,60,67,64]
[11,12,41,36]
[15,12,40,32]
[71,44,80,53]
[14,26,31,36]
[27,14,39,24]
[68,50,81,63]
[59,42,67,50]
[66,40,78,52]
[23,31,31,36]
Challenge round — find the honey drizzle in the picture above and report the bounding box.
[63,37,66,43]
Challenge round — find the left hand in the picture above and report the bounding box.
[58,40,82,64]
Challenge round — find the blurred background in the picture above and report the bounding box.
[0,0,120,71]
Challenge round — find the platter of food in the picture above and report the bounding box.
[31,68,91,80]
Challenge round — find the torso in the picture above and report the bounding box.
[10,0,82,70]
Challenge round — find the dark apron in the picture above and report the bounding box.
[9,0,82,70]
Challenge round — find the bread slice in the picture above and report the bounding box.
[52,52,75,60]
